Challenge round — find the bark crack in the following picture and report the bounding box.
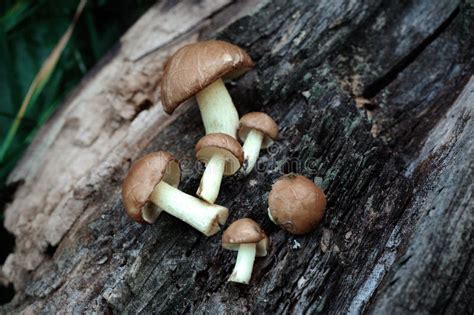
[363,6,460,98]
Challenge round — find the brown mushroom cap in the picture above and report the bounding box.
[122,151,180,223]
[268,174,326,235]
[222,218,268,257]
[195,133,244,175]
[160,40,254,114]
[238,112,278,148]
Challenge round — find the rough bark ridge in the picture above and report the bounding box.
[1,0,473,313]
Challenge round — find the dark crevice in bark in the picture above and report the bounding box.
[0,181,16,305]
[45,244,58,258]
[0,180,23,213]
[0,226,15,265]
[130,99,153,120]
[0,283,15,305]
[363,6,460,99]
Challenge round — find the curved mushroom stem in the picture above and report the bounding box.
[242,129,264,174]
[196,78,239,138]
[149,181,228,236]
[267,208,277,224]
[228,243,257,284]
[197,152,226,204]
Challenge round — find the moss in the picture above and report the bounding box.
[344,116,364,137]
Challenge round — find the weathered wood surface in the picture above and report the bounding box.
[1,0,473,313]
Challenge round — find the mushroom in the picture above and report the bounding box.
[195,133,244,204]
[222,218,268,284]
[268,174,326,235]
[122,151,228,236]
[160,40,254,138]
[238,112,278,174]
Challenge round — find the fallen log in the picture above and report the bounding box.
[1,0,472,313]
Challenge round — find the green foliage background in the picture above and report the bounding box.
[0,0,155,203]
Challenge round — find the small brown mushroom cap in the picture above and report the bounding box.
[238,112,278,148]
[122,151,180,223]
[222,218,268,257]
[195,133,244,175]
[160,40,254,114]
[268,174,326,235]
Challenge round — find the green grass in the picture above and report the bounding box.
[0,2,155,303]
[0,0,155,205]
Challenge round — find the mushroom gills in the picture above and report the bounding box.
[149,181,228,236]
[242,129,264,174]
[196,78,239,138]
[142,204,162,223]
[197,151,226,204]
[228,243,256,284]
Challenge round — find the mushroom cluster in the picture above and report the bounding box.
[121,40,327,285]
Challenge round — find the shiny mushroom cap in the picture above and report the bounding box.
[122,151,180,223]
[160,40,254,114]
[222,218,268,257]
[195,133,244,175]
[238,112,278,148]
[268,174,326,235]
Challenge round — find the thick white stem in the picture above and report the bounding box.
[197,153,225,204]
[242,129,264,174]
[149,181,228,236]
[228,243,256,284]
[196,78,239,138]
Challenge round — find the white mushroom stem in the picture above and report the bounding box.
[149,181,228,236]
[196,78,239,138]
[242,129,264,174]
[197,152,226,204]
[267,208,277,224]
[228,243,256,284]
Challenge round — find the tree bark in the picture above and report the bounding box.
[1,0,473,314]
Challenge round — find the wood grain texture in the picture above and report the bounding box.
[1,0,472,313]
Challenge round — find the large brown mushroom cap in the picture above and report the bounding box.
[122,151,180,223]
[238,112,278,148]
[222,218,268,257]
[268,174,326,235]
[195,133,244,175]
[160,40,254,114]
